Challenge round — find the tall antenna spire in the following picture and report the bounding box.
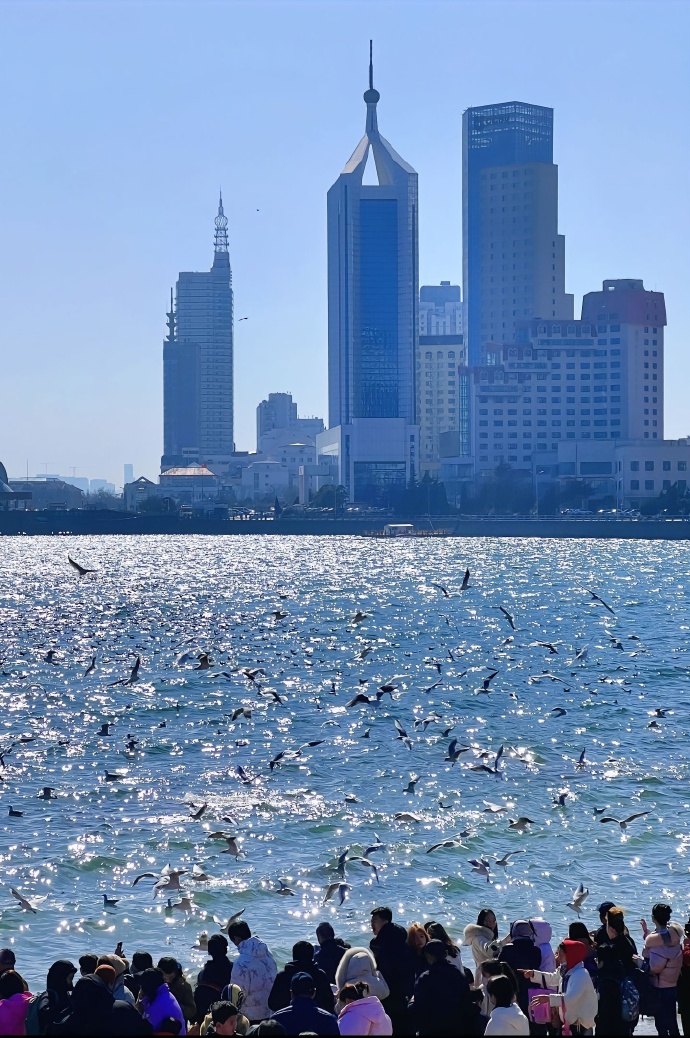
[369,39,374,90]
[363,39,380,131]
[166,287,176,342]
[214,190,229,253]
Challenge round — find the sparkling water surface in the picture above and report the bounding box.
[0,534,688,989]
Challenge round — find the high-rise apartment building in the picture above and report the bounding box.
[418,282,465,470]
[470,279,666,473]
[256,392,324,453]
[581,279,665,440]
[462,102,573,365]
[318,46,419,501]
[162,196,234,470]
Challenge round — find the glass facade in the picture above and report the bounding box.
[354,460,406,500]
[355,199,399,418]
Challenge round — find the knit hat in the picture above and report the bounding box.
[563,940,589,971]
[97,954,127,977]
[95,964,117,987]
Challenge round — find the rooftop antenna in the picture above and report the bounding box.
[214,190,229,253]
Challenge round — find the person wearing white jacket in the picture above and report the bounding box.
[528,939,598,1036]
[334,947,390,1011]
[484,976,530,1036]
[337,982,393,1036]
[227,921,278,1024]
[463,909,511,984]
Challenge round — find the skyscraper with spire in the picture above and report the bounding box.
[318,44,419,502]
[162,196,234,470]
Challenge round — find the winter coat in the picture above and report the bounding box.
[499,939,542,1015]
[412,958,479,1037]
[140,983,187,1034]
[168,975,196,1023]
[644,922,685,988]
[529,919,556,973]
[194,958,233,1023]
[335,948,390,1005]
[272,995,339,1036]
[51,976,148,1036]
[268,958,334,1013]
[0,991,33,1035]
[314,938,348,984]
[540,961,598,1030]
[369,922,416,1004]
[230,936,277,1022]
[484,1002,530,1035]
[463,923,507,984]
[113,973,137,1008]
[338,995,393,1035]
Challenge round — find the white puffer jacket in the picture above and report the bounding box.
[335,948,390,1005]
[231,936,278,1022]
[463,923,508,984]
[338,995,393,1035]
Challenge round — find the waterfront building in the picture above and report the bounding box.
[462,102,573,365]
[162,196,234,470]
[123,464,134,486]
[318,44,419,502]
[256,393,324,454]
[418,282,465,471]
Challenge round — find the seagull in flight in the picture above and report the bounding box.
[499,606,516,630]
[493,850,524,868]
[461,568,471,591]
[468,858,492,882]
[444,738,470,764]
[364,835,385,856]
[566,882,589,917]
[470,745,504,776]
[426,836,464,854]
[68,555,97,577]
[11,887,39,913]
[323,882,351,906]
[599,810,650,830]
[508,816,535,832]
[431,583,451,598]
[394,719,413,750]
[581,587,616,615]
[276,880,296,896]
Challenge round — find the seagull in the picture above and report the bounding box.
[8,806,23,817]
[99,723,114,736]
[68,555,97,577]
[347,692,374,707]
[431,583,451,598]
[581,587,616,615]
[109,656,141,687]
[599,811,650,830]
[103,894,120,908]
[364,835,384,856]
[550,707,567,717]
[216,910,245,932]
[230,707,252,722]
[241,667,265,684]
[356,647,373,661]
[576,748,587,768]
[499,606,516,630]
[194,652,212,669]
[535,642,559,654]
[104,770,126,782]
[346,855,380,882]
[461,568,471,591]
[470,745,504,776]
[402,774,419,794]
[323,882,351,906]
[482,801,508,814]
[494,850,524,868]
[188,802,208,820]
[468,858,492,882]
[553,791,570,807]
[394,812,421,822]
[271,610,288,621]
[480,669,499,692]
[508,816,535,832]
[445,738,470,764]
[426,837,464,854]
[566,882,589,916]
[191,864,210,882]
[353,611,367,624]
[168,896,194,913]
[573,646,589,665]
[84,655,97,677]
[221,836,242,857]
[38,787,57,799]
[394,719,412,750]
[276,880,296,896]
[421,678,444,694]
[11,887,38,913]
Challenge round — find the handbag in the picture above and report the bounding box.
[528,974,554,1025]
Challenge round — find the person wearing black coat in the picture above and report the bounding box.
[268,942,334,1013]
[51,975,150,1036]
[411,941,481,1037]
[314,923,349,984]
[497,921,542,1016]
[370,906,416,1035]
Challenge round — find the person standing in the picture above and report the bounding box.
[463,909,509,984]
[498,921,541,1017]
[0,971,33,1035]
[227,921,277,1026]
[484,975,530,1036]
[337,982,392,1036]
[369,907,416,1035]
[642,903,684,1036]
[410,940,481,1036]
[268,941,334,1013]
[271,973,339,1036]
[314,923,349,985]
[678,916,690,1037]
[527,940,598,1036]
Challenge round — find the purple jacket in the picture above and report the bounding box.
[141,983,187,1034]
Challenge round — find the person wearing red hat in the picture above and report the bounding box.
[526,940,598,1035]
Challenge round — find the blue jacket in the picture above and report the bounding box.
[272,996,340,1036]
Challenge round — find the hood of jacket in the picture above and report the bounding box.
[463,923,495,944]
[488,1003,529,1033]
[563,940,589,972]
[238,936,273,963]
[529,919,553,945]
[337,947,379,982]
[646,922,684,949]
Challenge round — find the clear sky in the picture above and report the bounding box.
[1,0,688,486]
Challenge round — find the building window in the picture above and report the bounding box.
[679,461,687,472]
[645,461,654,471]
[663,461,671,471]
[630,480,639,490]
[645,480,654,491]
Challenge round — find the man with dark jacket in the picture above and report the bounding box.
[268,941,334,1013]
[314,922,349,984]
[271,973,339,1036]
[411,940,479,1036]
[370,905,416,1035]
[498,921,542,1016]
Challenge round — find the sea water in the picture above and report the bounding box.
[0,534,688,989]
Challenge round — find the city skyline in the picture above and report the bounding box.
[0,0,687,485]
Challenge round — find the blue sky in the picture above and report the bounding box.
[1,0,687,486]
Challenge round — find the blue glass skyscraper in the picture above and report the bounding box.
[462,102,573,365]
[162,197,234,470]
[319,46,419,501]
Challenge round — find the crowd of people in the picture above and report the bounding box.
[0,901,689,1036]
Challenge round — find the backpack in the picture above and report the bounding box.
[24,991,49,1035]
[620,975,640,1023]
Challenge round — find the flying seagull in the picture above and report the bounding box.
[468,858,492,882]
[68,555,97,577]
[276,880,296,896]
[323,882,351,906]
[581,587,616,615]
[11,887,38,913]
[461,568,471,591]
[599,811,650,830]
[566,882,589,917]
[426,837,464,854]
[431,583,451,598]
[499,606,516,630]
